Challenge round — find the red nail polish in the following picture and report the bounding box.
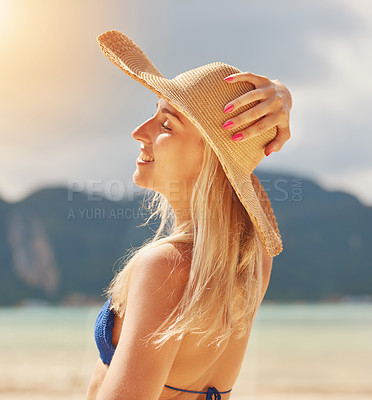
[266,150,274,156]
[224,76,234,82]
[231,133,243,141]
[224,104,234,113]
[223,121,234,129]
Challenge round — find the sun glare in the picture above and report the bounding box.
[0,0,20,44]
[0,1,9,32]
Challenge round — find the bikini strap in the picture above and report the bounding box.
[164,384,232,400]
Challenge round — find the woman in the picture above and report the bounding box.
[87,30,292,400]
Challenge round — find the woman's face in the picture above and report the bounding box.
[131,98,205,204]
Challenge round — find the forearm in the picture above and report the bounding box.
[86,358,108,400]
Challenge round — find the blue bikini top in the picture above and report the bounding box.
[94,297,232,400]
[94,297,116,366]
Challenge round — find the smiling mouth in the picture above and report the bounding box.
[139,151,154,162]
[137,151,155,164]
[136,157,154,164]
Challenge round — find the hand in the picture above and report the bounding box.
[222,72,292,156]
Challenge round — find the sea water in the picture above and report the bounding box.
[0,302,371,400]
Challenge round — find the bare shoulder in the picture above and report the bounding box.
[131,242,191,294]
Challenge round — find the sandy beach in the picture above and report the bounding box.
[0,303,371,400]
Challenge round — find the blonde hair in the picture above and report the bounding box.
[106,140,263,349]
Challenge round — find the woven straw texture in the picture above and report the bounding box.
[97,30,283,256]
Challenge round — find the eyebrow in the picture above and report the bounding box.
[155,101,183,125]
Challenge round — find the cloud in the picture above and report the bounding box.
[0,0,371,206]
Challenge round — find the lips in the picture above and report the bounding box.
[136,156,154,165]
[140,148,154,160]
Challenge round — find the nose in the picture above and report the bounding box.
[131,116,154,143]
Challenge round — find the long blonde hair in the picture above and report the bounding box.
[106,140,263,349]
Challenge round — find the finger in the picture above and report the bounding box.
[231,114,278,142]
[224,71,271,87]
[223,96,280,129]
[264,126,291,155]
[223,86,277,114]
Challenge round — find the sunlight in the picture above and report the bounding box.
[0,0,21,45]
[0,0,10,34]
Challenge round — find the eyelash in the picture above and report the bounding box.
[161,123,172,131]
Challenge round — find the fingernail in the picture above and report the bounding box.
[223,121,234,129]
[266,150,274,156]
[224,76,234,82]
[231,133,243,141]
[224,104,234,113]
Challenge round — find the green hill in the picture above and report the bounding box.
[0,170,371,305]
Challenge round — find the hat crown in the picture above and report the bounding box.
[159,62,271,175]
[170,62,256,125]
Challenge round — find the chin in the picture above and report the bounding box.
[132,173,146,189]
[132,172,152,191]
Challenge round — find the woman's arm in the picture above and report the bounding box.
[223,72,292,155]
[86,358,108,400]
[95,244,190,400]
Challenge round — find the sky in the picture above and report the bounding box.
[1,0,371,206]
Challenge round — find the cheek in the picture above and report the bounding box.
[181,144,204,178]
[154,135,204,181]
[153,137,174,166]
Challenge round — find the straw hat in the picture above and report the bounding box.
[97,30,283,257]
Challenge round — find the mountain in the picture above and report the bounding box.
[0,171,371,305]
[257,171,372,301]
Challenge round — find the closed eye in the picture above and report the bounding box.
[161,123,172,131]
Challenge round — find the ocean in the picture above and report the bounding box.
[0,302,371,400]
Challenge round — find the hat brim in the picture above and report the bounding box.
[97,30,283,256]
